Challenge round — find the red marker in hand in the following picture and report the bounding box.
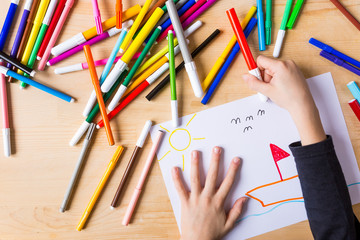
[226,8,268,102]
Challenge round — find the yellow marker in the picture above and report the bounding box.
[76,146,124,231]
[122,8,164,64]
[134,38,179,78]
[119,0,154,53]
[18,0,51,75]
[124,56,168,97]
[202,6,257,91]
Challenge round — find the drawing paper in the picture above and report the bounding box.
[150,72,360,239]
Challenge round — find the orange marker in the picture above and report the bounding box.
[83,45,114,146]
[116,0,122,28]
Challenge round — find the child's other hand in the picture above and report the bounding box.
[171,147,247,240]
[242,56,326,145]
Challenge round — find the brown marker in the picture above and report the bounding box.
[8,0,40,82]
[110,120,152,208]
[330,0,360,31]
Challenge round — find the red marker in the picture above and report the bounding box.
[226,8,268,102]
[349,99,360,121]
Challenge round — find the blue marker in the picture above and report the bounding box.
[0,66,74,103]
[257,0,266,51]
[309,38,360,69]
[347,81,360,104]
[201,17,257,105]
[0,0,20,50]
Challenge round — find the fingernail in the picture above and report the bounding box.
[192,151,198,158]
[233,157,240,164]
[172,167,178,174]
[213,147,221,154]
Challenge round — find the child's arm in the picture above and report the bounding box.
[243,56,360,239]
[171,147,247,240]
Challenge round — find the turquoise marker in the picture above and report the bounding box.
[265,0,272,45]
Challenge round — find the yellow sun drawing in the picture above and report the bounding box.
[158,114,205,171]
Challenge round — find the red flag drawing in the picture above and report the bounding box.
[270,144,290,181]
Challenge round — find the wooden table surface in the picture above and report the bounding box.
[0,0,359,239]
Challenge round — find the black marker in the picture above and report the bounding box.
[0,50,36,77]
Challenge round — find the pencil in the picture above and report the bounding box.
[77,146,124,231]
[110,120,152,208]
[146,29,220,101]
[83,45,114,146]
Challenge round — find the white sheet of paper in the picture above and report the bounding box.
[150,72,360,239]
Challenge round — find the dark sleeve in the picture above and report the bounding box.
[289,136,360,240]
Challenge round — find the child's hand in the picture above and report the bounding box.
[171,147,247,240]
[242,55,315,116]
[242,56,326,145]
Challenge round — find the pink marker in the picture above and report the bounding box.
[38,0,75,71]
[122,130,165,226]
[54,52,143,74]
[91,0,103,34]
[0,62,10,157]
[157,0,217,43]
[47,20,133,67]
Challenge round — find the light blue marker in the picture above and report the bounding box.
[0,66,74,103]
[82,29,128,117]
[347,81,360,103]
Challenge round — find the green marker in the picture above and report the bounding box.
[287,0,304,29]
[273,0,293,58]
[168,30,178,127]
[20,0,58,88]
[265,0,272,45]
[107,26,162,111]
[69,70,128,146]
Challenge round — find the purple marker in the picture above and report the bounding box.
[47,27,125,66]
[320,50,360,77]
[7,0,33,69]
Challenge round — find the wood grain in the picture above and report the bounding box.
[0,0,359,239]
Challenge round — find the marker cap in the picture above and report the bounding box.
[171,100,179,127]
[51,33,87,56]
[69,121,91,146]
[136,120,152,147]
[184,20,202,37]
[101,60,127,93]
[83,91,97,117]
[2,128,10,157]
[273,30,286,58]
[108,84,127,111]
[249,68,268,102]
[184,61,203,98]
[147,62,169,85]
[54,63,83,74]
[0,66,8,76]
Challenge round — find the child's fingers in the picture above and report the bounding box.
[242,73,271,96]
[204,147,222,195]
[216,157,241,203]
[190,150,201,195]
[224,197,248,233]
[171,167,189,201]
[256,55,279,75]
